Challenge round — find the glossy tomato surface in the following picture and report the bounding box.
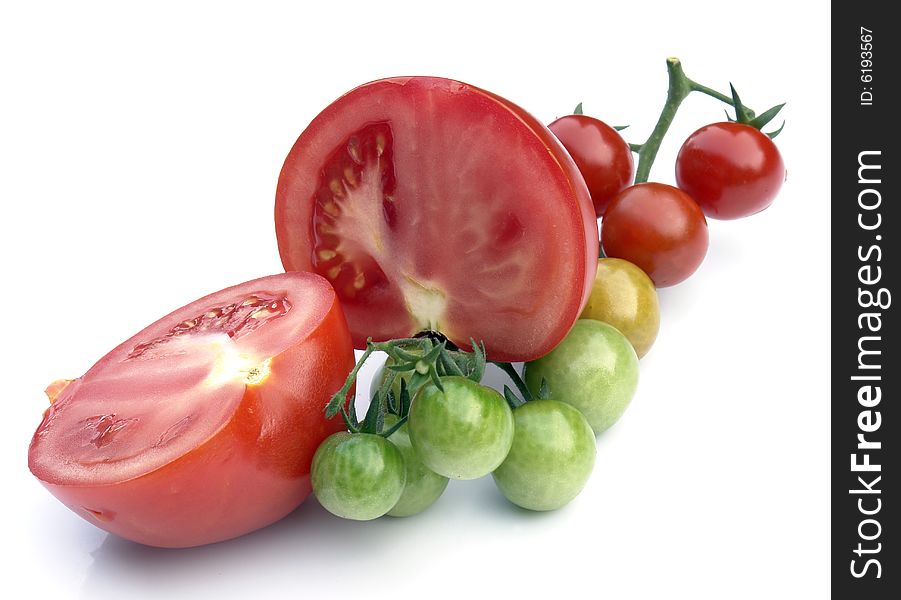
[275,77,598,362]
[548,114,634,217]
[676,122,785,220]
[311,432,406,521]
[492,400,596,511]
[408,376,514,480]
[524,320,639,434]
[601,183,709,288]
[28,272,354,548]
[580,258,660,358]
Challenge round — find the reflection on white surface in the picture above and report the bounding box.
[80,473,555,600]
[68,362,540,600]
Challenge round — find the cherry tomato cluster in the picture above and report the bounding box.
[311,334,618,518]
[311,60,787,520]
[30,60,786,546]
[552,89,785,287]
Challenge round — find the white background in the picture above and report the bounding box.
[1,1,830,598]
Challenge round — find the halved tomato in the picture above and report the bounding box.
[28,272,354,548]
[275,77,598,362]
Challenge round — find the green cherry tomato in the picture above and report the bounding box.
[524,319,639,434]
[580,258,660,358]
[383,414,449,517]
[492,400,596,511]
[408,376,514,480]
[311,432,406,520]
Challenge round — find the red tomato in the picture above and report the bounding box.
[275,77,598,362]
[548,114,634,217]
[675,122,785,220]
[601,183,708,287]
[28,272,354,548]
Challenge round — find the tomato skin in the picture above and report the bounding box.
[275,76,597,362]
[580,258,660,358]
[524,320,639,434]
[311,432,406,521]
[29,273,355,548]
[676,122,785,220]
[492,400,596,511]
[383,415,449,517]
[408,376,514,480]
[601,183,709,288]
[548,114,634,217]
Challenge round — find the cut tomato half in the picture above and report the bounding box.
[28,272,354,548]
[276,77,598,362]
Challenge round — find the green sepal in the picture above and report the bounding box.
[438,351,464,377]
[468,339,486,383]
[748,103,785,130]
[359,389,385,434]
[380,415,408,438]
[428,363,443,391]
[538,378,551,400]
[340,403,359,433]
[421,340,445,367]
[386,361,418,373]
[730,84,754,124]
[390,345,426,364]
[399,379,413,417]
[766,121,786,139]
[386,388,398,415]
[574,102,583,115]
[408,370,432,397]
[614,125,629,131]
[503,385,524,409]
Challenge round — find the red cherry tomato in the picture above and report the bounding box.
[28,272,354,547]
[675,122,785,220]
[276,77,598,362]
[601,183,708,287]
[548,114,634,217]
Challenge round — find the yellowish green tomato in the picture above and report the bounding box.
[581,258,660,358]
[524,319,639,434]
[383,414,449,517]
[311,432,406,520]
[408,376,514,480]
[492,400,596,511]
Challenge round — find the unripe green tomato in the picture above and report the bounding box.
[383,414,449,517]
[492,400,596,511]
[408,376,514,480]
[580,258,660,358]
[524,319,639,434]
[311,432,406,521]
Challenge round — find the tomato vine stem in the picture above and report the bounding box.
[632,58,757,184]
[325,336,487,435]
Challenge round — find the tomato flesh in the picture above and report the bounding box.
[28,272,354,547]
[276,77,597,362]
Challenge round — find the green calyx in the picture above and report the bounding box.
[325,336,487,436]
[492,361,550,410]
[605,57,788,184]
[727,83,786,138]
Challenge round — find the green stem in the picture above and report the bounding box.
[633,58,691,184]
[492,361,533,403]
[633,58,759,184]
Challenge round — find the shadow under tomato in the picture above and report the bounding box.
[79,364,567,599]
